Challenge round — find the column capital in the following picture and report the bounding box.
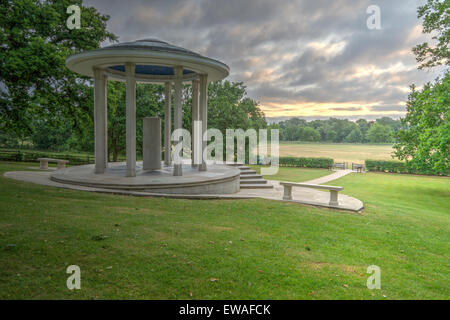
[173,65,183,79]
[93,67,107,80]
[125,62,136,76]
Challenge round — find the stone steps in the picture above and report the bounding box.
[230,164,273,189]
[239,179,267,184]
[226,162,244,167]
[225,163,273,189]
[240,184,274,189]
[239,169,257,175]
[239,174,263,179]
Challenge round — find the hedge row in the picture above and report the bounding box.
[365,160,408,173]
[0,150,97,165]
[279,156,333,168]
[0,149,124,165]
[365,159,449,176]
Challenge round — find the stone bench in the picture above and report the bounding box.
[37,158,69,170]
[280,182,344,206]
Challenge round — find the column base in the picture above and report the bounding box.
[173,164,182,176]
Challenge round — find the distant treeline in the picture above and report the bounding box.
[270,117,400,143]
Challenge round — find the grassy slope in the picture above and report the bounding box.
[279,142,394,163]
[0,162,448,299]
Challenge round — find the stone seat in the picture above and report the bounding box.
[280,182,343,206]
[37,158,69,170]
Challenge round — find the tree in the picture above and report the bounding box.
[344,127,363,143]
[394,73,449,174]
[301,126,321,142]
[30,117,72,150]
[0,0,116,137]
[412,0,449,69]
[393,0,449,174]
[207,81,266,134]
[366,123,392,143]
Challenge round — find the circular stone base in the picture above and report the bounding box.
[50,161,240,195]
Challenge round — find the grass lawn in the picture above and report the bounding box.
[279,142,394,163]
[250,165,330,182]
[0,162,449,299]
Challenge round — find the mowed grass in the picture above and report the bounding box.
[279,142,395,163]
[0,162,449,299]
[250,165,330,182]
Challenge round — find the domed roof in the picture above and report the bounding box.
[66,38,229,82]
[102,38,201,57]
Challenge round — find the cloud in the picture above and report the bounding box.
[84,0,442,119]
[369,105,406,112]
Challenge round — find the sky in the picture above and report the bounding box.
[85,0,443,121]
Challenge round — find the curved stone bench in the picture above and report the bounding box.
[280,182,343,206]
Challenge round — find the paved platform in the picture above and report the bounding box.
[50,162,240,194]
[3,168,364,212]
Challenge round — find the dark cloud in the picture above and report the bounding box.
[369,105,406,112]
[84,0,441,119]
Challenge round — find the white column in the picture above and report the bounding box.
[173,66,183,176]
[164,82,172,166]
[191,79,199,167]
[125,63,136,177]
[199,74,208,171]
[93,68,107,174]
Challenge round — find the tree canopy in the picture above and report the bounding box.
[412,0,449,69]
[0,0,116,138]
[393,0,449,174]
[277,117,398,143]
[394,73,449,174]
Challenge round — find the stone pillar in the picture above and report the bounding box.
[173,66,183,176]
[199,74,208,171]
[283,185,293,200]
[143,117,162,170]
[329,190,339,206]
[93,68,107,174]
[191,79,199,167]
[164,82,172,166]
[125,63,136,177]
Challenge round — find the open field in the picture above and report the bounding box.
[0,162,449,299]
[279,142,395,164]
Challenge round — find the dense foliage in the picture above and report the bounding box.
[275,117,398,143]
[365,160,409,174]
[412,0,449,69]
[393,73,449,175]
[392,0,449,175]
[365,159,448,175]
[0,0,116,141]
